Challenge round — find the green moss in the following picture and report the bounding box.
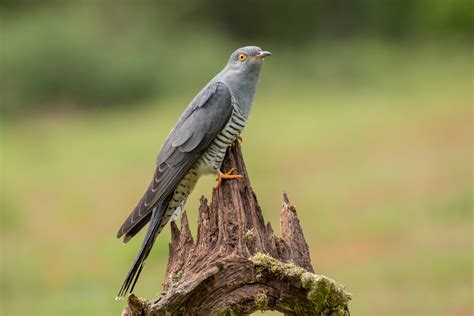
[244,229,256,241]
[255,291,269,310]
[307,278,330,307]
[293,303,304,314]
[171,270,182,283]
[251,253,352,313]
[220,303,244,315]
[302,272,352,310]
[252,252,306,278]
[275,236,286,254]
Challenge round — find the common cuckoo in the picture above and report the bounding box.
[116,46,271,298]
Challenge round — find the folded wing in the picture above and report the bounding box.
[116,82,233,241]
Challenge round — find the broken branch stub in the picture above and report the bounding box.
[121,142,351,315]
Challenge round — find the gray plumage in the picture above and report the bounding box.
[116,46,271,299]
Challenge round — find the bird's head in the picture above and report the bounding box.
[225,46,271,76]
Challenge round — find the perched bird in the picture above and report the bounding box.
[116,46,271,299]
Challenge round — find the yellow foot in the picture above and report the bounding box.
[215,167,243,188]
[231,134,243,146]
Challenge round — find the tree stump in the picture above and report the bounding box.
[121,142,351,315]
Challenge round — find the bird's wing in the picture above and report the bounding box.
[117,82,233,241]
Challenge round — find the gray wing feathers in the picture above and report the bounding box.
[166,83,219,150]
[117,82,233,240]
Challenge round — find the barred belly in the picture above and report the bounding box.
[159,167,200,229]
[196,107,247,173]
[159,107,247,226]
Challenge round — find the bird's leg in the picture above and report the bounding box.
[215,167,243,188]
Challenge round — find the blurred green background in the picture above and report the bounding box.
[1,1,472,315]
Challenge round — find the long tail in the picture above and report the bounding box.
[116,201,169,299]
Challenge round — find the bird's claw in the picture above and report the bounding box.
[215,167,243,188]
[231,134,243,146]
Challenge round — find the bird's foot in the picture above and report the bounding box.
[215,167,243,188]
[231,134,243,146]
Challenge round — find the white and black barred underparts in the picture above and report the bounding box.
[197,106,247,172]
[160,106,248,225]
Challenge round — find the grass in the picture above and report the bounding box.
[1,43,472,315]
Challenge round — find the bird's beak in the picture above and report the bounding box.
[255,51,272,59]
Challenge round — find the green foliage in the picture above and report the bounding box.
[154,0,473,40]
[1,9,162,113]
[1,1,472,114]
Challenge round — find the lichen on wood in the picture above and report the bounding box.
[251,253,351,314]
[121,142,351,315]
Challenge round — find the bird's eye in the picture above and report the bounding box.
[237,53,247,61]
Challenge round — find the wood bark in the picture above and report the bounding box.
[121,142,351,315]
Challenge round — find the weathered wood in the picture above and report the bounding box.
[121,142,351,315]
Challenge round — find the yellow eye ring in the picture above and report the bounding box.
[237,53,247,61]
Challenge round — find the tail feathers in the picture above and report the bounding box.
[116,203,167,299]
[122,212,152,243]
